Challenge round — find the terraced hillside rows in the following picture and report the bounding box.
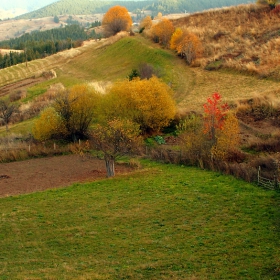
[0,39,107,88]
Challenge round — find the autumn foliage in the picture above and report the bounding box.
[102,5,132,37]
[211,113,240,160]
[33,85,100,141]
[33,107,63,141]
[170,28,203,65]
[203,92,229,142]
[101,76,176,133]
[139,16,152,32]
[91,118,141,177]
[150,18,175,47]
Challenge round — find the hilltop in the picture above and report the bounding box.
[172,4,280,80]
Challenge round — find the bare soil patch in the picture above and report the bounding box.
[0,154,133,198]
[0,76,46,97]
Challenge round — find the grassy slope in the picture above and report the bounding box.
[57,35,280,111]
[2,34,280,107]
[173,4,280,81]
[0,34,280,136]
[0,160,279,279]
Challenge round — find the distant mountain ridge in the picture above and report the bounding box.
[17,0,255,19]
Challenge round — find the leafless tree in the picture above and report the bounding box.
[0,100,17,131]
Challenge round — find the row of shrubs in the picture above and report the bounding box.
[147,145,279,183]
[1,128,279,186]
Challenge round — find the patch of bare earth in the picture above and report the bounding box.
[0,76,46,97]
[0,154,134,198]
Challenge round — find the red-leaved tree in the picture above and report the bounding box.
[203,92,229,143]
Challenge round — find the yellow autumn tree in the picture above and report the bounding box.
[91,118,142,177]
[101,76,176,133]
[150,18,175,47]
[139,15,152,32]
[33,84,100,141]
[170,28,203,65]
[32,107,65,141]
[211,113,240,161]
[102,5,133,37]
[170,28,184,50]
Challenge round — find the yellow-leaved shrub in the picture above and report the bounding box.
[150,18,175,47]
[211,113,240,160]
[101,76,176,133]
[32,107,65,141]
[102,5,133,37]
[33,84,100,141]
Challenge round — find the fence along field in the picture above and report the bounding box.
[258,166,280,191]
[145,144,280,192]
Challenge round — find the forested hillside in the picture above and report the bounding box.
[17,0,254,19]
[150,0,255,13]
[0,25,95,69]
[17,0,152,19]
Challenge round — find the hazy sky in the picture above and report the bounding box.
[1,0,57,12]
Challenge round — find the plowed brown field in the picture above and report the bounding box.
[0,154,133,198]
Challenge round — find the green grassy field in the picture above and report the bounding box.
[0,118,34,136]
[0,160,279,279]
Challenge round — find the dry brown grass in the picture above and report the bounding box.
[172,4,280,79]
[0,133,79,163]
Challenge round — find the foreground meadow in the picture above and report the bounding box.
[0,160,279,279]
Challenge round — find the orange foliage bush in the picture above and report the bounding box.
[150,18,175,47]
[102,5,132,37]
[170,28,204,65]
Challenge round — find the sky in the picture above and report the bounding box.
[0,0,58,18]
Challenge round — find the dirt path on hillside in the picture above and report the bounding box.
[0,154,133,198]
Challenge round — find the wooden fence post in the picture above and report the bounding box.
[274,174,279,191]
[258,166,261,185]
